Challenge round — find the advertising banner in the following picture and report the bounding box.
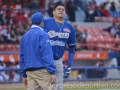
[0,51,109,62]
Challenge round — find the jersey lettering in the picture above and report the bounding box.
[49,40,65,46]
[48,31,69,38]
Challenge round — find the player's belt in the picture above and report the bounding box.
[26,67,45,71]
[54,57,61,60]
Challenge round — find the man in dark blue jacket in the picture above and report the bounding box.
[20,12,56,90]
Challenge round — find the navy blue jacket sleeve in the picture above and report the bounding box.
[19,37,27,78]
[39,33,56,75]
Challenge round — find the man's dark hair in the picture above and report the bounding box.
[53,3,65,11]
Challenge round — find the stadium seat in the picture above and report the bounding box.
[95,16,120,22]
[6,45,12,51]
[115,38,120,44]
[86,38,96,50]
[16,45,20,51]
[0,45,6,51]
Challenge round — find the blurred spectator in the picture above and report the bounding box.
[9,30,17,43]
[94,60,108,78]
[105,22,116,32]
[9,55,20,82]
[80,29,92,50]
[91,0,97,10]
[0,59,9,81]
[94,7,103,17]
[66,0,75,22]
[6,9,17,24]
[116,25,120,38]
[0,13,7,25]
[96,60,105,66]
[10,63,20,82]
[28,0,40,11]
[0,56,6,68]
[74,25,82,43]
[28,9,35,17]
[116,44,120,71]
[16,9,27,23]
[14,0,22,10]
[85,6,95,22]
[10,1,17,10]
[76,71,84,80]
[105,1,111,11]
[74,25,82,50]
[48,0,55,17]
[82,29,91,40]
[1,26,11,43]
[13,64,20,82]
[101,7,110,17]
[110,23,118,37]
[74,0,88,12]
[117,51,120,76]
[110,2,116,11]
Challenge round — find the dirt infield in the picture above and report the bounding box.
[0,81,120,90]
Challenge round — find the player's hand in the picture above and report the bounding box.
[23,78,27,87]
[51,75,56,84]
[64,66,71,77]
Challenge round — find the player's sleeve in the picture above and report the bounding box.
[68,46,76,67]
[19,37,27,78]
[67,25,77,46]
[67,25,76,66]
[39,32,56,75]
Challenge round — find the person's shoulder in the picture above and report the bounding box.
[64,20,74,29]
[64,20,73,26]
[41,30,49,37]
[21,30,30,39]
[44,17,54,22]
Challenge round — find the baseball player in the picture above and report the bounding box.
[44,3,76,90]
[20,12,56,90]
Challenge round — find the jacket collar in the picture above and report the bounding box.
[31,25,43,31]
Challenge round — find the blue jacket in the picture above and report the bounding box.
[20,25,56,78]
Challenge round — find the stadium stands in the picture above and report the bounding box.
[95,11,120,22]
[76,25,120,51]
[0,24,120,52]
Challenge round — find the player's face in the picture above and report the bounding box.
[53,6,65,19]
[39,20,44,27]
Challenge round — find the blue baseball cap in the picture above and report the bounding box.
[31,12,44,25]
